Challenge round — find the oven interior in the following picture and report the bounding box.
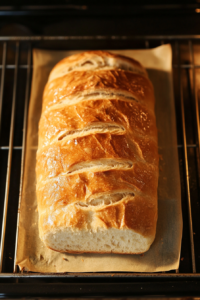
[0,2,200,298]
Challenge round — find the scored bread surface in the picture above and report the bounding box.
[36,51,159,254]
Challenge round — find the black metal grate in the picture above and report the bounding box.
[0,35,200,297]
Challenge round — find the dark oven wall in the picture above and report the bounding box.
[1,1,200,36]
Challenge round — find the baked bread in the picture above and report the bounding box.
[36,51,159,254]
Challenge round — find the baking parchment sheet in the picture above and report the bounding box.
[16,45,182,272]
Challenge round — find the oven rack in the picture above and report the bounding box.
[0,35,199,297]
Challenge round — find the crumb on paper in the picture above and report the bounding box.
[63,258,69,262]
[81,259,84,262]
[9,257,12,260]
[140,254,144,257]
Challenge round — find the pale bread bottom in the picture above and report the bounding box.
[42,228,155,254]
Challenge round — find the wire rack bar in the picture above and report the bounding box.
[13,45,31,273]
[1,35,200,41]
[0,42,19,273]
[0,146,22,150]
[0,65,31,69]
[0,63,200,70]
[177,144,197,148]
[189,41,200,168]
[0,43,7,137]
[1,64,200,69]
[177,42,196,273]
[1,272,200,278]
[173,65,200,68]
[0,145,196,149]
[159,37,181,275]
[145,40,149,48]
[2,64,200,69]
[0,145,195,149]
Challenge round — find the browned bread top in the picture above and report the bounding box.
[36,51,159,254]
[48,50,148,82]
[43,70,154,112]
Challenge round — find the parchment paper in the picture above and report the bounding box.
[16,45,182,272]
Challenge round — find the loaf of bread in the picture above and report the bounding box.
[36,51,159,254]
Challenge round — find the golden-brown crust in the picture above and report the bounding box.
[48,50,148,83]
[36,51,159,254]
[42,70,154,112]
[53,51,145,72]
[39,100,157,148]
[40,194,157,239]
[36,133,158,182]
[37,165,158,213]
